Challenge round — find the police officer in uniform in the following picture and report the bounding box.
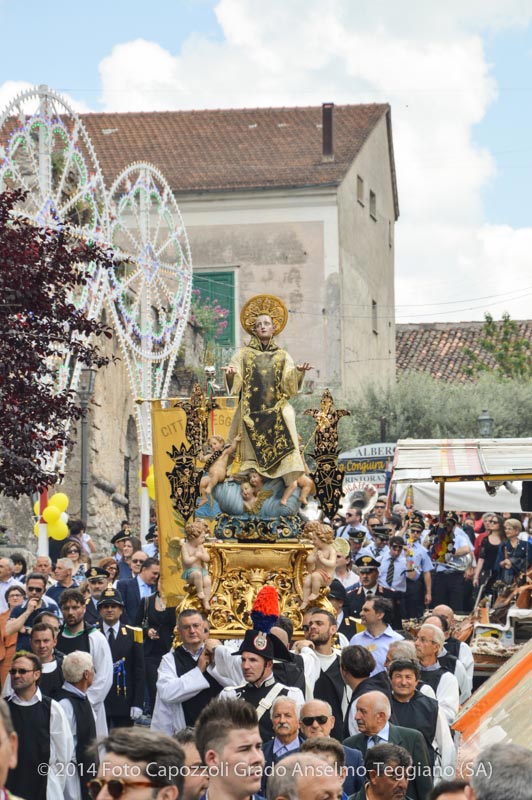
[348,555,381,616]
[97,587,145,729]
[84,566,111,626]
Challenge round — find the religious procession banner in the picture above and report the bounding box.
[151,397,237,604]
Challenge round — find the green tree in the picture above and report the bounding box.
[463,312,532,379]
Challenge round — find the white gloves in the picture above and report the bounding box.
[130,706,143,721]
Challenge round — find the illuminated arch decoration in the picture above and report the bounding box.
[0,84,109,474]
[105,162,193,456]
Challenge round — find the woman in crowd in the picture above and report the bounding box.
[117,538,134,581]
[495,517,532,585]
[473,514,506,597]
[60,540,89,581]
[0,585,26,685]
[10,554,27,584]
[98,556,119,587]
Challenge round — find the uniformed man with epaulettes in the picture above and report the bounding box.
[347,555,382,616]
[84,566,111,626]
[97,587,145,729]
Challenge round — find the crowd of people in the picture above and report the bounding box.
[0,501,529,800]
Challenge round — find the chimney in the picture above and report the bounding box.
[322,102,334,161]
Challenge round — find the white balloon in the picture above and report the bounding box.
[60,512,69,524]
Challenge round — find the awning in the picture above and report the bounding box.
[392,438,532,484]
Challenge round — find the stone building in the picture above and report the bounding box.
[1,102,399,549]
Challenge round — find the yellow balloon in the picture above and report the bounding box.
[34,522,40,536]
[43,505,61,523]
[49,493,69,513]
[146,474,156,500]
[33,500,40,516]
[48,519,69,540]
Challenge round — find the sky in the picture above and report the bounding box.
[1,0,532,323]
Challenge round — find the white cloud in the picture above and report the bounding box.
[5,2,532,322]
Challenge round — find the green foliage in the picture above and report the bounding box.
[463,312,532,379]
[295,372,532,452]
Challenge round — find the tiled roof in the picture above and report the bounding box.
[396,320,532,382]
[79,104,397,209]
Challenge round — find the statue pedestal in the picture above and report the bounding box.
[178,540,334,639]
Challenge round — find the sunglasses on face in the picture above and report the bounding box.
[87,779,158,800]
[131,559,146,564]
[301,715,329,726]
[27,587,43,593]
[10,668,34,675]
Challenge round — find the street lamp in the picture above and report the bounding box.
[477,408,494,438]
[78,367,96,521]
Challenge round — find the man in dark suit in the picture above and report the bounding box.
[97,586,145,728]
[300,698,364,798]
[344,690,432,800]
[260,696,303,795]
[117,557,159,624]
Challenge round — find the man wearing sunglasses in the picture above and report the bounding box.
[8,572,62,650]
[5,651,73,800]
[298,698,364,797]
[88,727,184,800]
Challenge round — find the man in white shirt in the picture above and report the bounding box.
[349,597,403,675]
[6,652,73,800]
[56,650,96,800]
[414,624,460,725]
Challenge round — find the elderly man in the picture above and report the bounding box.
[55,650,96,800]
[88,727,184,800]
[196,698,265,800]
[267,752,344,800]
[350,743,413,800]
[414,624,460,725]
[343,690,433,800]
[151,610,226,735]
[340,645,392,737]
[432,604,474,686]
[33,555,57,590]
[0,558,22,613]
[424,615,471,703]
[260,696,303,795]
[46,558,78,603]
[300,699,364,798]
[56,588,113,737]
[348,597,403,675]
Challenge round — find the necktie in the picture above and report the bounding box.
[368,734,382,748]
[386,558,395,586]
[108,627,115,643]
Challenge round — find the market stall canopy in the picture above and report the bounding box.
[392,438,532,484]
[394,480,523,513]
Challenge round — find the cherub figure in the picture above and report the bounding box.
[181,521,212,611]
[198,434,241,506]
[300,521,336,609]
[241,481,258,513]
